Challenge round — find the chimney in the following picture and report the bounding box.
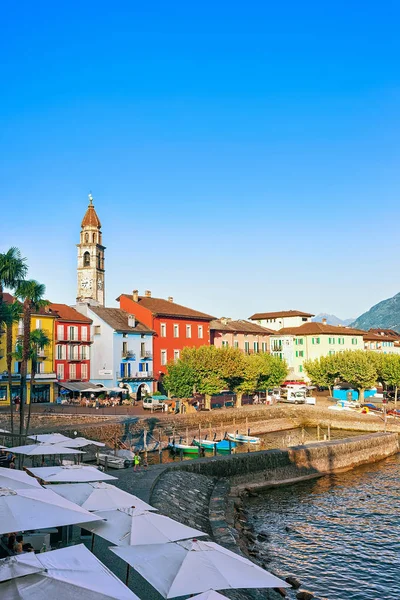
[145,290,151,298]
[132,290,139,302]
[168,296,174,303]
[322,318,327,325]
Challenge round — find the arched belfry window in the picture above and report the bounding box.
[84,233,89,243]
[83,251,90,266]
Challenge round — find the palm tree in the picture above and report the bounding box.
[2,301,23,434]
[0,247,28,302]
[14,280,47,440]
[25,328,51,436]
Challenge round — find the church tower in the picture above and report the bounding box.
[76,194,105,306]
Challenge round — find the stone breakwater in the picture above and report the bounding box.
[148,433,399,600]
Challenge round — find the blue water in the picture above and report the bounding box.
[246,454,400,600]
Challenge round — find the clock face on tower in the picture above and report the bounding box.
[81,278,92,290]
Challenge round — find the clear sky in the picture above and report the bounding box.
[1,1,399,320]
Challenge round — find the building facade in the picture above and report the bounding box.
[270,322,365,381]
[76,194,105,306]
[118,291,215,379]
[363,330,400,354]
[75,305,155,398]
[249,310,314,331]
[0,294,57,405]
[210,318,274,353]
[50,304,92,385]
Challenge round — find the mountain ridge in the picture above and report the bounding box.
[351,292,400,332]
[312,313,354,327]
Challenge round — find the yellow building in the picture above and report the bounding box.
[270,321,365,381]
[0,294,57,405]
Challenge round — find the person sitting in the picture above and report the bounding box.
[14,543,23,554]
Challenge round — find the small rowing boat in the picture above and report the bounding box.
[226,433,260,444]
[167,442,199,454]
[193,439,236,452]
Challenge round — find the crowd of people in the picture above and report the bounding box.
[0,449,15,469]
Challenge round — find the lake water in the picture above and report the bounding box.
[245,453,400,600]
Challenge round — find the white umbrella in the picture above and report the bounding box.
[0,544,140,599]
[27,433,73,444]
[81,508,206,546]
[44,482,156,512]
[0,487,101,534]
[0,467,42,490]
[0,428,10,433]
[26,465,117,483]
[0,445,7,449]
[7,444,84,456]
[191,592,229,600]
[110,539,289,598]
[56,437,105,449]
[0,552,42,583]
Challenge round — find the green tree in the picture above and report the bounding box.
[25,328,51,435]
[335,350,377,403]
[163,361,196,399]
[14,280,48,440]
[0,247,28,303]
[1,300,23,434]
[303,354,339,395]
[379,353,400,408]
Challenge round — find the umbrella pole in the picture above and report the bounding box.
[91,533,95,552]
[125,564,130,585]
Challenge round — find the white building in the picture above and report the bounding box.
[249,310,314,332]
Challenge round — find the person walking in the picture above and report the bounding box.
[133,453,141,472]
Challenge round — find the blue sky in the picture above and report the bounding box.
[1,1,399,320]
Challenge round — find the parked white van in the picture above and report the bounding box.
[142,396,166,411]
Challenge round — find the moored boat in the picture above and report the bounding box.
[193,439,236,452]
[167,441,199,454]
[226,433,260,444]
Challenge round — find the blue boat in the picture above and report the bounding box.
[193,439,236,452]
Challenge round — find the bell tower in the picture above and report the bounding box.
[76,194,105,306]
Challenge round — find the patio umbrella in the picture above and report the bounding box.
[190,592,229,600]
[0,543,140,599]
[80,507,206,546]
[0,552,42,582]
[26,465,117,483]
[27,433,73,444]
[56,437,105,449]
[0,487,101,534]
[0,466,42,490]
[110,538,289,598]
[7,444,84,456]
[44,482,156,512]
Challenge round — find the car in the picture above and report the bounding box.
[142,396,166,411]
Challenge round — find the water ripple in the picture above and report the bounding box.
[246,454,400,600]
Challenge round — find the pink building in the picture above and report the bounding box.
[210,319,274,353]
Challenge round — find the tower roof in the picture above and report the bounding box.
[81,194,101,229]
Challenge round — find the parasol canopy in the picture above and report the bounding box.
[0,467,42,490]
[27,433,73,444]
[7,444,84,456]
[81,508,206,546]
[0,487,101,534]
[26,465,117,483]
[44,482,156,512]
[56,437,105,449]
[110,538,289,598]
[0,543,140,599]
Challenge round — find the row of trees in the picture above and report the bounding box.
[163,345,288,409]
[304,349,400,404]
[0,247,50,439]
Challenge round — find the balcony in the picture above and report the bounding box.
[67,355,80,362]
[36,349,47,358]
[140,350,152,359]
[116,371,154,381]
[121,350,135,359]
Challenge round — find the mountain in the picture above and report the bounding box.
[351,292,400,332]
[313,313,354,327]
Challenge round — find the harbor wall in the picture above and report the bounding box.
[168,432,399,489]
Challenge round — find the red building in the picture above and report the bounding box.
[50,304,92,385]
[118,291,215,382]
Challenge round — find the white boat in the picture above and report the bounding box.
[226,433,260,444]
[98,453,133,469]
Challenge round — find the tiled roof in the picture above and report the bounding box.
[275,322,364,336]
[81,200,101,228]
[89,307,154,334]
[363,332,395,342]
[2,293,58,317]
[369,328,400,339]
[210,319,275,335]
[249,309,314,320]
[118,294,215,321]
[49,303,92,323]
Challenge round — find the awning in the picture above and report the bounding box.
[58,382,99,393]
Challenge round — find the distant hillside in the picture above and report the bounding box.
[351,292,400,332]
[313,313,354,327]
